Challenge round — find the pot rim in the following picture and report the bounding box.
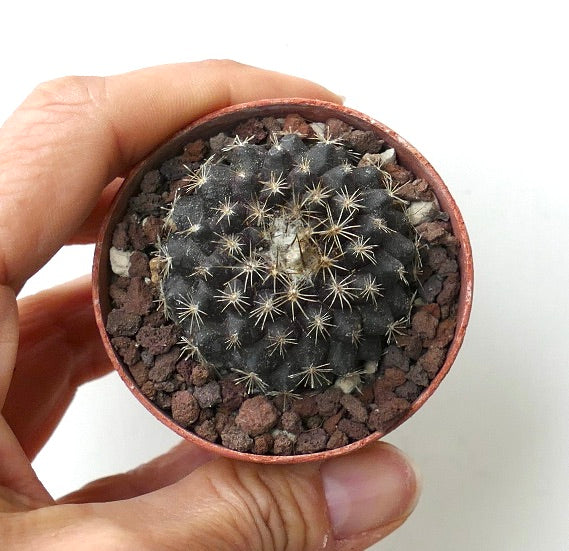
[93,98,473,464]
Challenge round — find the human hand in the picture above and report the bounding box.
[0,60,420,550]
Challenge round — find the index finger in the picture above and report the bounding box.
[0,60,342,291]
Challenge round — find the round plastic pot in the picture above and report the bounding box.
[93,98,474,464]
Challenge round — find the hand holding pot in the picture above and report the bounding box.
[0,61,420,550]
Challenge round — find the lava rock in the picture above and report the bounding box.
[340,393,368,423]
[148,349,178,382]
[111,337,140,367]
[272,432,294,455]
[194,419,218,442]
[136,325,178,356]
[327,429,349,450]
[193,381,222,409]
[221,425,253,452]
[106,309,141,337]
[281,410,303,435]
[252,433,274,455]
[416,347,446,379]
[282,114,312,138]
[381,345,410,373]
[346,130,384,153]
[337,418,370,440]
[296,428,328,454]
[316,387,343,417]
[129,362,149,387]
[235,396,278,436]
[171,391,200,427]
[368,395,410,432]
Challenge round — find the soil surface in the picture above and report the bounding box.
[105,115,460,455]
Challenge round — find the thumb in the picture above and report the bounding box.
[101,441,420,550]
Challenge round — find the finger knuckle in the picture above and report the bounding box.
[0,74,110,288]
[27,75,107,119]
[204,461,326,551]
[0,74,107,163]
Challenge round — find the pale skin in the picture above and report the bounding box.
[0,61,420,550]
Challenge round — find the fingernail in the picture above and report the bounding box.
[330,93,346,105]
[321,444,420,540]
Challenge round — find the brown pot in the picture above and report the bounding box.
[93,99,473,464]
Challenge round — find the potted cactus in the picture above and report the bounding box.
[94,99,472,462]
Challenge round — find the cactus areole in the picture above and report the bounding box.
[100,103,468,457]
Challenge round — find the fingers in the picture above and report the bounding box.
[3,442,419,550]
[1,284,53,506]
[58,441,214,504]
[66,177,123,245]
[0,284,18,406]
[0,416,53,507]
[2,276,111,459]
[99,442,419,551]
[0,60,342,291]
[320,444,420,548]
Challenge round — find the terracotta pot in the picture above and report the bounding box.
[93,99,473,464]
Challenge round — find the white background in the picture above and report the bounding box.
[1,1,568,549]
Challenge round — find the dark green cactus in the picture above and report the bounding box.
[154,129,418,395]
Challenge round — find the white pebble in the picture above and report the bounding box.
[406,201,438,225]
[109,247,132,277]
[310,122,327,137]
[378,148,397,165]
[335,373,362,394]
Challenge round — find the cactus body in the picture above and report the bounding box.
[158,132,416,393]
